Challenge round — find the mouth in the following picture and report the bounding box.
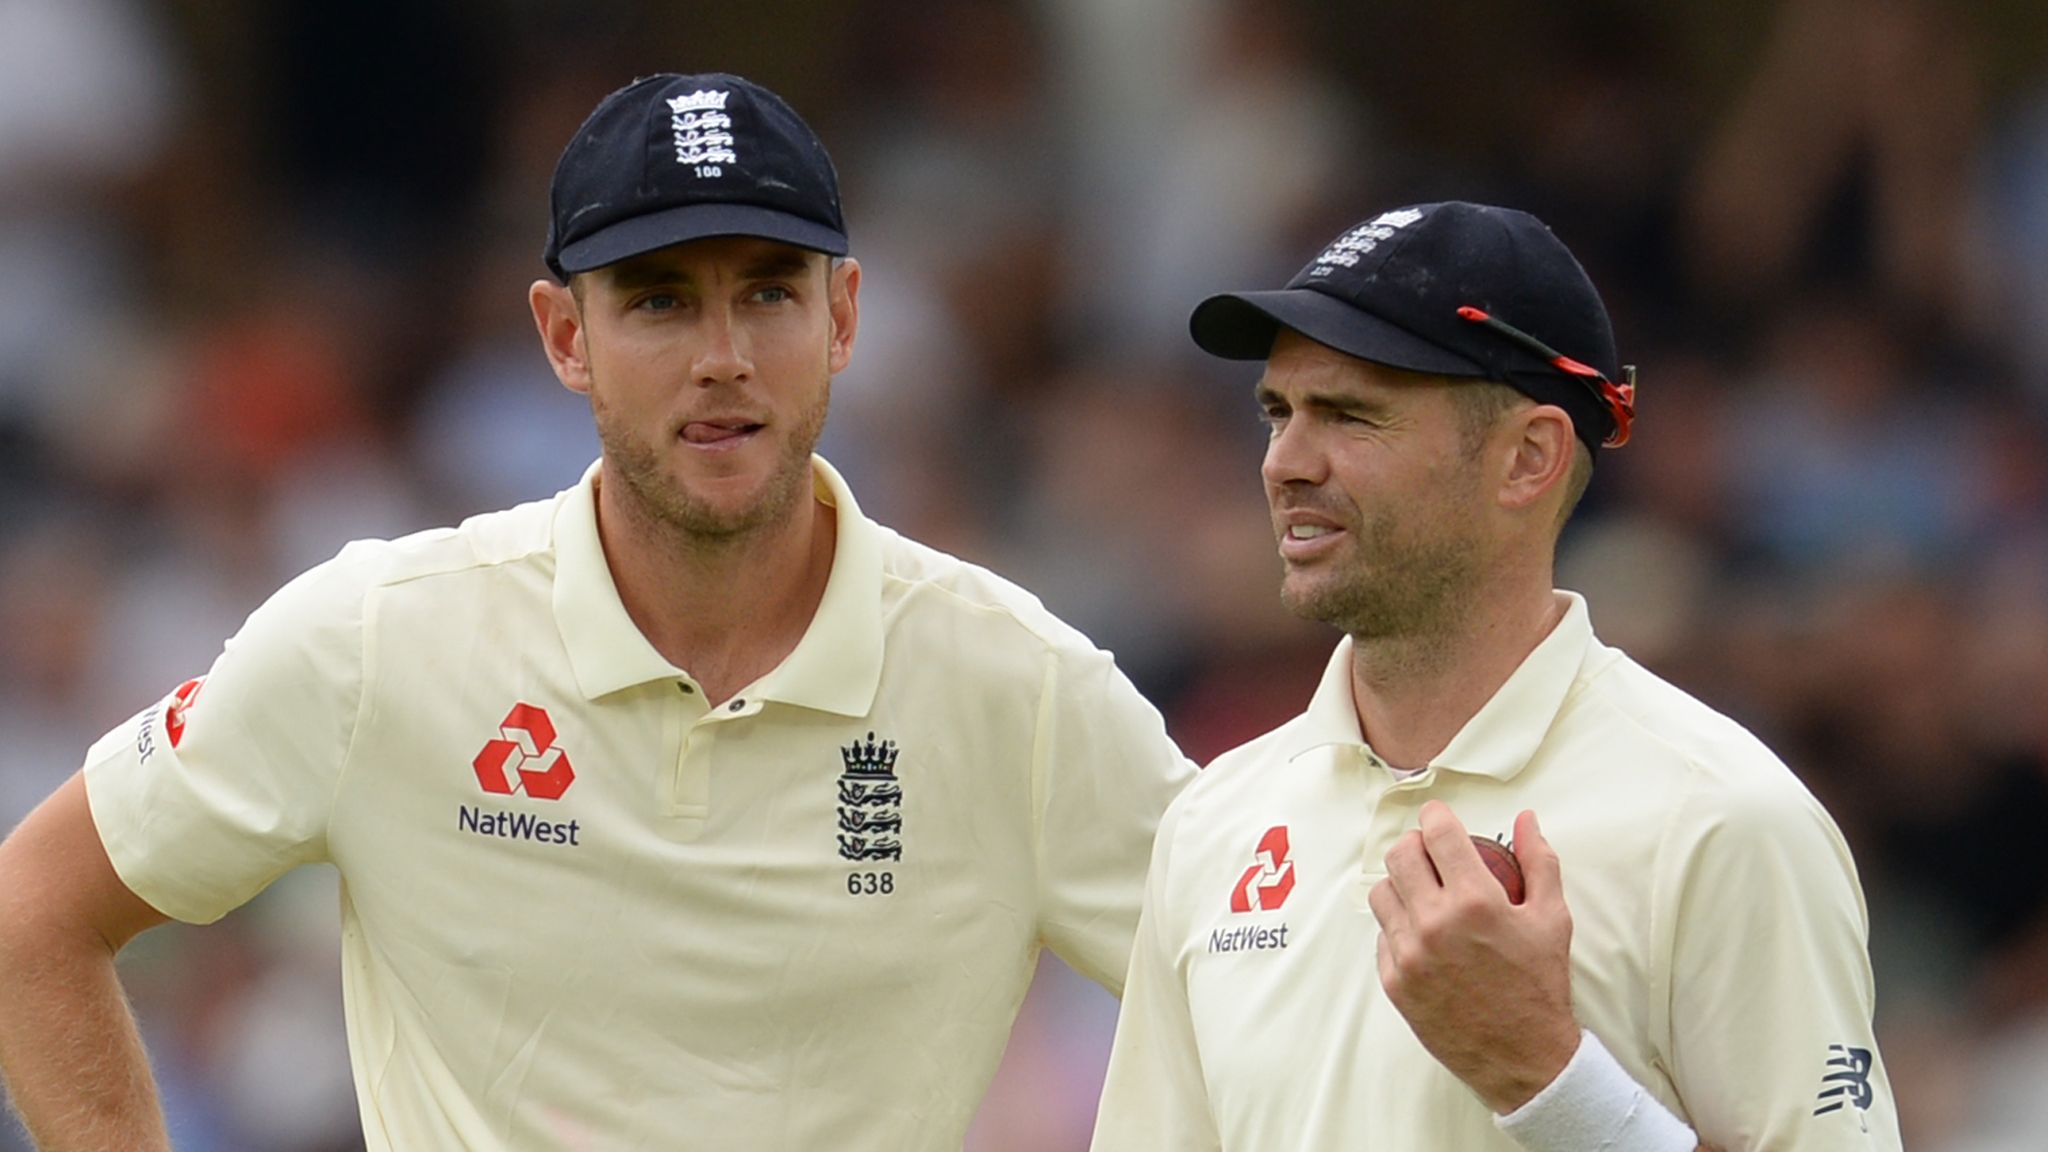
[679,420,766,451]
[1276,514,1347,562]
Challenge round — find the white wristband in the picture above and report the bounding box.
[1495,1029,1697,1152]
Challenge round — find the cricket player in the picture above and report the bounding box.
[1089,202,1901,1151]
[0,73,1194,1150]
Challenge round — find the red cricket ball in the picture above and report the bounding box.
[1472,835,1526,904]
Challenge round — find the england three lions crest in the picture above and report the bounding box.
[837,731,903,862]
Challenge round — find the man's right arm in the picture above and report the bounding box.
[0,772,173,1150]
[1,543,375,1150]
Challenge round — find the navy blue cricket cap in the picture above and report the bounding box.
[544,72,848,281]
[1190,202,1635,452]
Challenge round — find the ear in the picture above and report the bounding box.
[530,278,593,395]
[826,257,861,375]
[1497,403,1576,515]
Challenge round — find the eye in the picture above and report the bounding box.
[751,284,794,304]
[635,292,680,313]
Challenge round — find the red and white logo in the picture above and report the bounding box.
[472,703,575,800]
[1230,825,1296,913]
[164,678,205,749]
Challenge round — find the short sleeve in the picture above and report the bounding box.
[82,546,372,924]
[1032,644,1197,993]
[1659,776,1903,1150]
[1089,794,1221,1152]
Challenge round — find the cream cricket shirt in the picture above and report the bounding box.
[1092,593,1901,1152]
[84,457,1195,1152]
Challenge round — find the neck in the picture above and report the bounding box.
[593,465,837,705]
[1348,570,1564,772]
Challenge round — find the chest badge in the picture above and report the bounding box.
[1211,824,1296,954]
[1230,825,1296,912]
[837,731,903,862]
[473,702,576,800]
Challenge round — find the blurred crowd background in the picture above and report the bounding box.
[3,0,2047,1147]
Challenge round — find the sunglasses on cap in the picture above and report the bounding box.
[1456,306,1636,448]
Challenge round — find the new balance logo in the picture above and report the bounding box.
[1813,1045,1874,1116]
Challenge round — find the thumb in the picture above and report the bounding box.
[1514,809,1564,906]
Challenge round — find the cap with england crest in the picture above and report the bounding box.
[544,72,849,280]
[1190,202,1636,452]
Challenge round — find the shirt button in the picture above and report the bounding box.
[729,699,745,712]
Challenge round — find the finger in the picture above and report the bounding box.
[1382,829,1441,906]
[1417,800,1488,889]
[1375,926,1400,992]
[1514,809,1564,907]
[1367,874,1409,937]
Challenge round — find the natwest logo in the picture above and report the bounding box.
[165,677,205,749]
[1230,825,1296,913]
[472,703,575,800]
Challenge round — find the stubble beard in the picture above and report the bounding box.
[1279,501,1486,645]
[592,378,831,546]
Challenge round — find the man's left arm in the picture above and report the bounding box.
[1655,780,1902,1150]
[1031,645,1197,993]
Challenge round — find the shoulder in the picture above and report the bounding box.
[1569,645,1852,872]
[1155,716,1307,839]
[360,493,560,592]
[214,497,560,680]
[1192,719,1305,794]
[873,525,1110,663]
[1570,644,1807,802]
[269,494,561,615]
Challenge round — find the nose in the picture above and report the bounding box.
[1261,414,1327,492]
[692,303,752,388]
